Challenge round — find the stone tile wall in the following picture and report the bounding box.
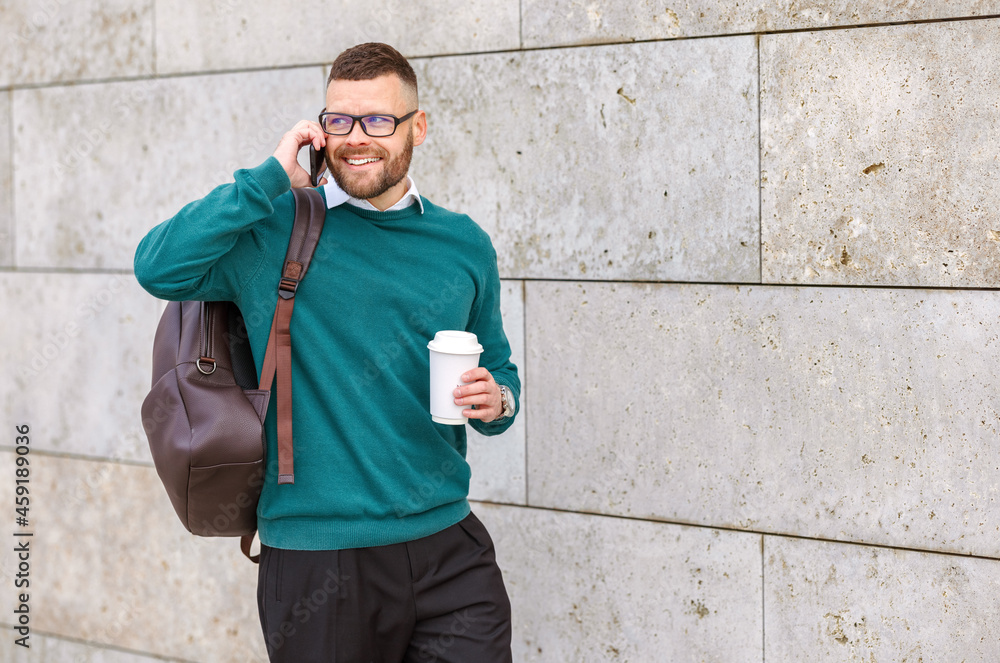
[467,281,527,505]
[761,20,1000,286]
[411,39,761,282]
[154,0,520,74]
[0,1,154,87]
[2,2,999,661]
[1,273,160,461]
[0,90,10,266]
[524,281,1000,558]
[764,536,1000,661]
[14,68,323,270]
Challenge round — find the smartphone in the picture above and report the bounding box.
[309,144,327,187]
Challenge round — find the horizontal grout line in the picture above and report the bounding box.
[0,266,133,275]
[0,61,329,92]
[469,499,1000,563]
[508,276,1000,293]
[416,13,1000,60]
[1,13,998,93]
[0,625,200,663]
[1,267,999,294]
[0,445,153,468]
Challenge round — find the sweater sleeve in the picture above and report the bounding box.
[133,157,291,302]
[467,241,521,437]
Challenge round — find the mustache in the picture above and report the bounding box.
[334,145,389,160]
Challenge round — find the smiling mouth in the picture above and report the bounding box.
[344,157,381,166]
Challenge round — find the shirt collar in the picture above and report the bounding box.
[323,176,424,214]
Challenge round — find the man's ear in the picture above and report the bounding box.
[411,110,427,147]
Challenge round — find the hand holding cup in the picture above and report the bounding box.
[452,367,503,423]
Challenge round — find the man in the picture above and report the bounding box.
[134,42,518,662]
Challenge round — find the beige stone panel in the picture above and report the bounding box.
[0,0,153,86]
[475,503,763,662]
[467,281,526,504]
[526,281,1000,557]
[765,536,1000,661]
[412,39,760,282]
[0,452,266,662]
[761,20,1000,286]
[0,272,162,462]
[522,0,1000,48]
[0,91,11,266]
[0,631,186,662]
[14,67,323,270]
[155,0,519,75]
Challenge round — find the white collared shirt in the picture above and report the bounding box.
[323,176,424,214]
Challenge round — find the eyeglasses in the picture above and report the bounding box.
[318,109,417,137]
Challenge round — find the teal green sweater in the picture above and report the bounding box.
[134,158,519,550]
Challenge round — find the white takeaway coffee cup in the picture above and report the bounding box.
[427,330,484,425]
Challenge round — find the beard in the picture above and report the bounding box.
[329,130,414,201]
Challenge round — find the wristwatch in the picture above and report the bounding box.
[497,385,514,420]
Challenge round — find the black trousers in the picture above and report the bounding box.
[256,511,513,663]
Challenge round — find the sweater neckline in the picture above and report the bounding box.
[336,201,423,223]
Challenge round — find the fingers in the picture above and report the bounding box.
[292,119,328,149]
[273,120,328,187]
[454,369,501,422]
[452,368,494,400]
[460,367,493,384]
[461,398,499,421]
[275,120,326,156]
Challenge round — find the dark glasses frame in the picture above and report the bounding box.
[318,109,418,137]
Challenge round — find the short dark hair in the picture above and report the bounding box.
[327,42,418,104]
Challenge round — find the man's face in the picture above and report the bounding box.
[323,74,426,207]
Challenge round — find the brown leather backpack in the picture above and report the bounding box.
[141,187,326,562]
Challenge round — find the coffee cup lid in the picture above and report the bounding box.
[427,330,484,355]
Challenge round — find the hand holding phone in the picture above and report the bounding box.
[271,120,327,189]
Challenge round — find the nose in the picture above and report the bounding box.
[345,119,371,146]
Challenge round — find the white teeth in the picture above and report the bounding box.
[346,157,380,165]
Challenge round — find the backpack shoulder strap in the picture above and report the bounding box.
[257,187,327,485]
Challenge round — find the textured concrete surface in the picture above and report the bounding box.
[467,280,527,505]
[761,20,1000,286]
[476,503,763,662]
[765,536,1000,661]
[155,0,519,75]
[412,38,760,282]
[0,273,162,462]
[0,91,11,267]
[0,0,153,87]
[14,67,322,270]
[0,631,188,663]
[7,4,1000,661]
[526,281,1000,557]
[522,0,1000,47]
[0,452,265,663]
